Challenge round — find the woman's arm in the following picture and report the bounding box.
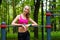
[11,15,26,30]
[11,15,22,26]
[28,18,38,26]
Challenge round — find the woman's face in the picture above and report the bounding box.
[23,6,30,15]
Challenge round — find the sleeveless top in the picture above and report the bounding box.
[18,15,28,24]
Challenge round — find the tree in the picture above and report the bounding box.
[49,0,56,31]
[0,0,2,5]
[53,0,56,31]
[1,0,7,22]
[12,0,17,33]
[57,0,60,31]
[33,0,40,40]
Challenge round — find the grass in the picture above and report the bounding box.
[0,32,60,40]
[1,31,60,40]
[0,27,60,40]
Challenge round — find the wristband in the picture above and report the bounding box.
[29,24,32,27]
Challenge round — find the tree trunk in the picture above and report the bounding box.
[0,0,2,5]
[41,0,44,40]
[51,0,56,31]
[49,0,56,31]
[53,0,56,31]
[12,0,17,33]
[34,0,40,40]
[7,1,10,32]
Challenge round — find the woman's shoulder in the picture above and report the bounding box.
[15,15,20,18]
[16,14,22,18]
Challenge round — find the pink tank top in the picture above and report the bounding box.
[18,15,28,24]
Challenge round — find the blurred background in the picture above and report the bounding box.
[0,0,60,40]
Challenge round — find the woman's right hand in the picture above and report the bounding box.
[22,24,26,31]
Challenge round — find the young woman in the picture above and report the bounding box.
[11,5,38,40]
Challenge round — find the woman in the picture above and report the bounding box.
[11,5,38,40]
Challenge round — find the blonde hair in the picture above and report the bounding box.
[23,5,31,12]
[23,5,31,19]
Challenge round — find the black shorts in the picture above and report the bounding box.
[18,31,30,40]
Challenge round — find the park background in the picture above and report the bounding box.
[0,0,60,40]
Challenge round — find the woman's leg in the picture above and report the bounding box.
[25,31,30,40]
[18,32,25,40]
